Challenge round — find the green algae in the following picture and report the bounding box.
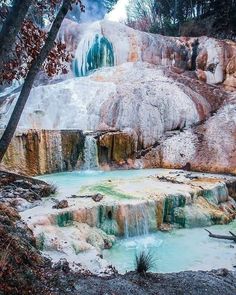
[98,205,119,235]
[36,233,45,251]
[174,208,186,227]
[202,185,228,205]
[202,189,218,204]
[163,194,186,224]
[72,243,80,255]
[87,183,133,200]
[56,211,73,227]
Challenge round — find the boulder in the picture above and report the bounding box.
[52,200,69,209]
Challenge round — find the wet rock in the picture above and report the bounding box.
[0,130,85,176]
[52,200,69,209]
[159,223,173,232]
[92,193,103,202]
[70,193,104,202]
[217,268,229,277]
[154,175,184,184]
[98,131,136,166]
[104,239,113,249]
[182,162,191,171]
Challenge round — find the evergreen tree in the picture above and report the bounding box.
[126,0,236,38]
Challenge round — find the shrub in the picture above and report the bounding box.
[36,233,45,251]
[135,250,155,274]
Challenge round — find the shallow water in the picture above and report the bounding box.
[37,168,168,197]
[36,169,236,274]
[103,221,236,273]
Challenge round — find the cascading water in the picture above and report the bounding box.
[73,32,115,77]
[124,203,150,238]
[98,201,155,237]
[47,131,64,172]
[83,135,99,170]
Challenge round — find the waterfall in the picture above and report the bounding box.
[83,135,99,170]
[124,203,150,238]
[47,131,64,172]
[73,32,115,77]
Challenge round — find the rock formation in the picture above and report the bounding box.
[59,20,236,89]
[136,96,236,175]
[0,19,235,175]
[0,130,84,175]
[22,170,236,238]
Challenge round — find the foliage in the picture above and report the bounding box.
[135,250,155,273]
[0,0,85,163]
[127,0,158,32]
[126,0,236,38]
[0,0,85,85]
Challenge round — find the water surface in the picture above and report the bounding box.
[37,168,168,197]
[37,169,236,273]
[103,222,236,273]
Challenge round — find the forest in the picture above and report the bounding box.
[126,0,236,38]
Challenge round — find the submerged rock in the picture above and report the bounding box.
[22,170,236,242]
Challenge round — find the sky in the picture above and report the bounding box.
[107,0,129,22]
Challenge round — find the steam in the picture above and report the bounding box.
[67,0,107,23]
[81,0,107,23]
[67,0,128,24]
[107,0,128,22]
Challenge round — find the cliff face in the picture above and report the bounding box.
[0,130,84,176]
[135,100,236,174]
[0,20,235,175]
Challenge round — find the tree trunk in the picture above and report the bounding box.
[205,229,236,242]
[0,0,33,68]
[0,0,73,162]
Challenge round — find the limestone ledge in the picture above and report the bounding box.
[21,170,236,241]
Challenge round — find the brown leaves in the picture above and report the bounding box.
[43,41,73,77]
[0,0,85,84]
